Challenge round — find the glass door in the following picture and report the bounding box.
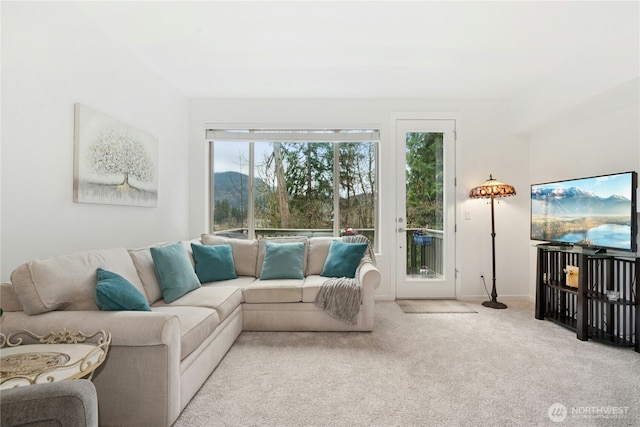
[396,119,456,299]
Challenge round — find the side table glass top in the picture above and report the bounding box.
[0,329,111,389]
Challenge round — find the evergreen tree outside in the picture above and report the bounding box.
[282,142,333,229]
[405,133,444,231]
[211,138,377,243]
[339,142,376,235]
[255,142,334,230]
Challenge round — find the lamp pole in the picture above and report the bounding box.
[483,192,507,309]
[469,174,514,309]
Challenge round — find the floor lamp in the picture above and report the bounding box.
[469,175,516,309]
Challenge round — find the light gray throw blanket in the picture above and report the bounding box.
[314,235,376,325]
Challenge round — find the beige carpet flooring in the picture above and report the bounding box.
[174,299,640,427]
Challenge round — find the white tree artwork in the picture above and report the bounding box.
[74,104,159,207]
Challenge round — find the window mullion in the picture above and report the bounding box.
[334,143,340,236]
[209,141,215,232]
[248,141,255,239]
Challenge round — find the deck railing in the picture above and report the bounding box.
[216,227,376,242]
[212,227,442,275]
[406,229,443,275]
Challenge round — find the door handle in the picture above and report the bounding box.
[398,228,404,233]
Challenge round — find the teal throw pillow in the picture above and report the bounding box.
[191,243,238,283]
[320,240,368,279]
[260,241,305,280]
[95,268,151,311]
[150,242,201,303]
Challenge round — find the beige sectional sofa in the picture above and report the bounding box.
[0,235,380,426]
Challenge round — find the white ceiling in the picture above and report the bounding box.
[75,1,639,99]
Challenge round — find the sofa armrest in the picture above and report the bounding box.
[0,310,180,347]
[358,261,381,290]
[0,282,23,312]
[0,379,98,427]
[0,310,183,426]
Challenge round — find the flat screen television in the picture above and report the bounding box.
[531,171,637,252]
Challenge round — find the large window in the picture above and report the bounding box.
[208,129,379,247]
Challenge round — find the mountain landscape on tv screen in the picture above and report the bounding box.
[531,186,631,216]
[531,186,632,249]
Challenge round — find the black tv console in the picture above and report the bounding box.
[535,244,639,352]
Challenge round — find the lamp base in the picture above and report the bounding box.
[482,300,507,309]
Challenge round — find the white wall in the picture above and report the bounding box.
[0,2,190,281]
[525,81,640,297]
[188,98,531,300]
[509,18,638,134]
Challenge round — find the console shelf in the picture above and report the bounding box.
[535,244,639,352]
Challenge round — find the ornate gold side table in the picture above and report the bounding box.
[0,329,111,389]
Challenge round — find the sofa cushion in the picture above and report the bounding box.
[151,242,201,304]
[200,234,228,246]
[191,243,237,282]
[201,234,258,277]
[95,268,151,311]
[152,285,242,323]
[11,248,144,315]
[256,236,308,277]
[129,241,199,304]
[151,306,220,360]
[320,240,368,278]
[306,237,335,275]
[260,241,305,280]
[301,275,328,303]
[128,246,163,304]
[212,276,257,295]
[243,279,303,303]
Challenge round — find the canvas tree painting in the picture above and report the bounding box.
[74,104,158,207]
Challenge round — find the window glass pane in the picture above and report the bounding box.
[405,133,443,232]
[212,141,250,235]
[254,142,334,237]
[339,142,376,244]
[405,132,444,276]
[209,131,378,249]
[253,142,276,232]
